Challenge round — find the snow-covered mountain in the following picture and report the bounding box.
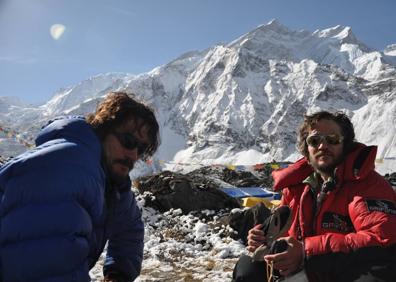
[1,20,395,173]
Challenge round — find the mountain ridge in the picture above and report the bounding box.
[1,20,395,173]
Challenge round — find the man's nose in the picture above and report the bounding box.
[317,140,328,149]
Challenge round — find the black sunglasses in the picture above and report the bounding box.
[306,134,344,148]
[113,131,148,156]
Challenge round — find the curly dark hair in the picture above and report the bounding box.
[86,91,160,158]
[297,111,355,158]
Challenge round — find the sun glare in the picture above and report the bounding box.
[50,24,66,40]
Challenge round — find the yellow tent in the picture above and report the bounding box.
[242,197,281,208]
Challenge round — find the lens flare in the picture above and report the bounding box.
[50,24,66,40]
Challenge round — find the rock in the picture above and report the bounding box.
[135,170,240,213]
[384,172,396,191]
[228,203,272,243]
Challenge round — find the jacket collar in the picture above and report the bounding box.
[272,143,377,191]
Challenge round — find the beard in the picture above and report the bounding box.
[309,150,344,176]
[108,168,129,186]
[106,158,134,186]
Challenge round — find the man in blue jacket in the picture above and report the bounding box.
[0,92,160,282]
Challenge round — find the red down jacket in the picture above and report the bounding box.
[272,143,396,258]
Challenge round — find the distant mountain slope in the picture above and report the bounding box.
[1,20,395,173]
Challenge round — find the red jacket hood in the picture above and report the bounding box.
[272,143,377,191]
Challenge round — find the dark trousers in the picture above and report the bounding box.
[232,255,267,282]
[232,246,396,282]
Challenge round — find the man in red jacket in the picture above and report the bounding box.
[233,111,396,282]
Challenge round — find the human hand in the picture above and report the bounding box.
[264,236,303,277]
[247,224,266,252]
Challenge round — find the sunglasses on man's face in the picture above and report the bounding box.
[113,131,148,156]
[306,134,344,148]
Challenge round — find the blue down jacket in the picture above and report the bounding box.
[0,117,144,281]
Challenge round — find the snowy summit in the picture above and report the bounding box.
[0,20,395,174]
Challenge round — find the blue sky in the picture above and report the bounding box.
[1,0,395,104]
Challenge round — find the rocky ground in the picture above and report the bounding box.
[90,190,247,282]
